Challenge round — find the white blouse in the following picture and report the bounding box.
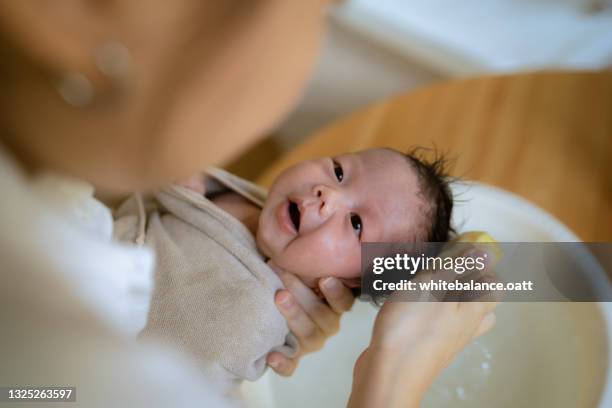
[0,151,155,337]
[29,172,154,337]
[0,146,229,407]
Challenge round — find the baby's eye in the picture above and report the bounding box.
[332,159,344,182]
[350,213,362,238]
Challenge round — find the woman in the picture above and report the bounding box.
[0,1,495,406]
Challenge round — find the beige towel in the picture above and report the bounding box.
[113,168,298,395]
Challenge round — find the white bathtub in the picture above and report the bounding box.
[243,182,611,407]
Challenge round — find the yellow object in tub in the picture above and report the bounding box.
[454,231,503,267]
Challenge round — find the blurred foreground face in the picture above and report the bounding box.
[0,1,330,191]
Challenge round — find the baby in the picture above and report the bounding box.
[113,147,453,395]
[256,147,453,291]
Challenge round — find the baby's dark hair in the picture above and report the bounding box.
[351,147,455,299]
[399,146,455,242]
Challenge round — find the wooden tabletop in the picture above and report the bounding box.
[257,71,612,241]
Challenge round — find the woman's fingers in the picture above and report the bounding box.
[277,270,322,307]
[320,277,355,314]
[275,290,324,352]
[461,301,498,317]
[473,311,496,339]
[458,302,498,340]
[267,262,355,374]
[277,272,342,338]
[266,352,298,377]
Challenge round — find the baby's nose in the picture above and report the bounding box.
[313,185,343,217]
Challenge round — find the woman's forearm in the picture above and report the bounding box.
[347,348,435,408]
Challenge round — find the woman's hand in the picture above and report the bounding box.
[266,262,355,376]
[348,247,499,408]
[348,301,496,408]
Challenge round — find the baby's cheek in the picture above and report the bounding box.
[328,236,362,278]
[272,236,332,278]
[342,255,362,279]
[325,248,361,279]
[300,233,360,279]
[256,220,277,257]
[257,205,288,256]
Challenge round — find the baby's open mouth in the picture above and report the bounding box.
[288,200,301,232]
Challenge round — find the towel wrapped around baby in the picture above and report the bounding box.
[113,169,298,395]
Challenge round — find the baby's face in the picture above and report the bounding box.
[257,148,426,287]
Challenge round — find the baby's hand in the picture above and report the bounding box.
[266,261,355,376]
[176,173,206,195]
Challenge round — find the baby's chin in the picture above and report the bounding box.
[295,274,319,289]
[262,251,322,290]
[287,271,322,293]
